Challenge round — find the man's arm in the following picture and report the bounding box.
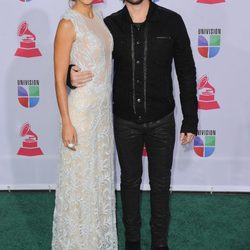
[66,65,76,89]
[104,16,115,59]
[173,14,198,137]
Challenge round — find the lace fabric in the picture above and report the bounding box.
[52,8,117,250]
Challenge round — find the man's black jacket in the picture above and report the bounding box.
[68,2,198,134]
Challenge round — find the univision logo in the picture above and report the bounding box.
[194,130,216,157]
[197,0,225,4]
[198,29,221,58]
[18,80,40,108]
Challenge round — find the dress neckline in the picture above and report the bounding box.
[70,8,96,20]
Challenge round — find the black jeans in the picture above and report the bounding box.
[114,112,175,247]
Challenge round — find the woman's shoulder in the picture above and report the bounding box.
[93,8,104,20]
[61,8,77,21]
[58,9,79,37]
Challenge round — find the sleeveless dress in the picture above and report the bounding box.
[52,8,117,250]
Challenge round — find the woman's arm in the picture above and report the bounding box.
[54,19,77,148]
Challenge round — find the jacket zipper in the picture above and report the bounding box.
[143,24,148,113]
[131,24,136,115]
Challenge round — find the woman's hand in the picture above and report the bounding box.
[62,123,77,150]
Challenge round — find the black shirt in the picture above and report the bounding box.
[104,2,198,134]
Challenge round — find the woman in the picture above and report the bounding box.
[52,0,117,249]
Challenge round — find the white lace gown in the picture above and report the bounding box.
[52,8,117,250]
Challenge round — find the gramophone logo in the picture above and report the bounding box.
[17,80,40,108]
[197,0,225,4]
[17,123,43,157]
[15,21,42,58]
[194,130,216,157]
[19,0,32,2]
[198,75,220,110]
[198,28,221,58]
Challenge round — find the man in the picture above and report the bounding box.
[68,0,198,249]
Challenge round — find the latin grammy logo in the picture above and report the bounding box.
[15,21,42,58]
[17,123,43,157]
[197,0,225,4]
[198,75,220,110]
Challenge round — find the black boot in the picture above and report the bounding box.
[125,241,141,250]
[152,246,169,250]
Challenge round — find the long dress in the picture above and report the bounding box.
[52,8,117,250]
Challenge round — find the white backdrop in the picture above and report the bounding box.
[0,0,250,192]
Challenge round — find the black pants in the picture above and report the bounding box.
[114,112,175,247]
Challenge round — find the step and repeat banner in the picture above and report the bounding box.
[0,0,250,191]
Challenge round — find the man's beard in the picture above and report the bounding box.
[125,0,144,5]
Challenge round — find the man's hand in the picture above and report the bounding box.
[70,65,94,87]
[180,132,195,145]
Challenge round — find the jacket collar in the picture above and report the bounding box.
[122,1,160,24]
